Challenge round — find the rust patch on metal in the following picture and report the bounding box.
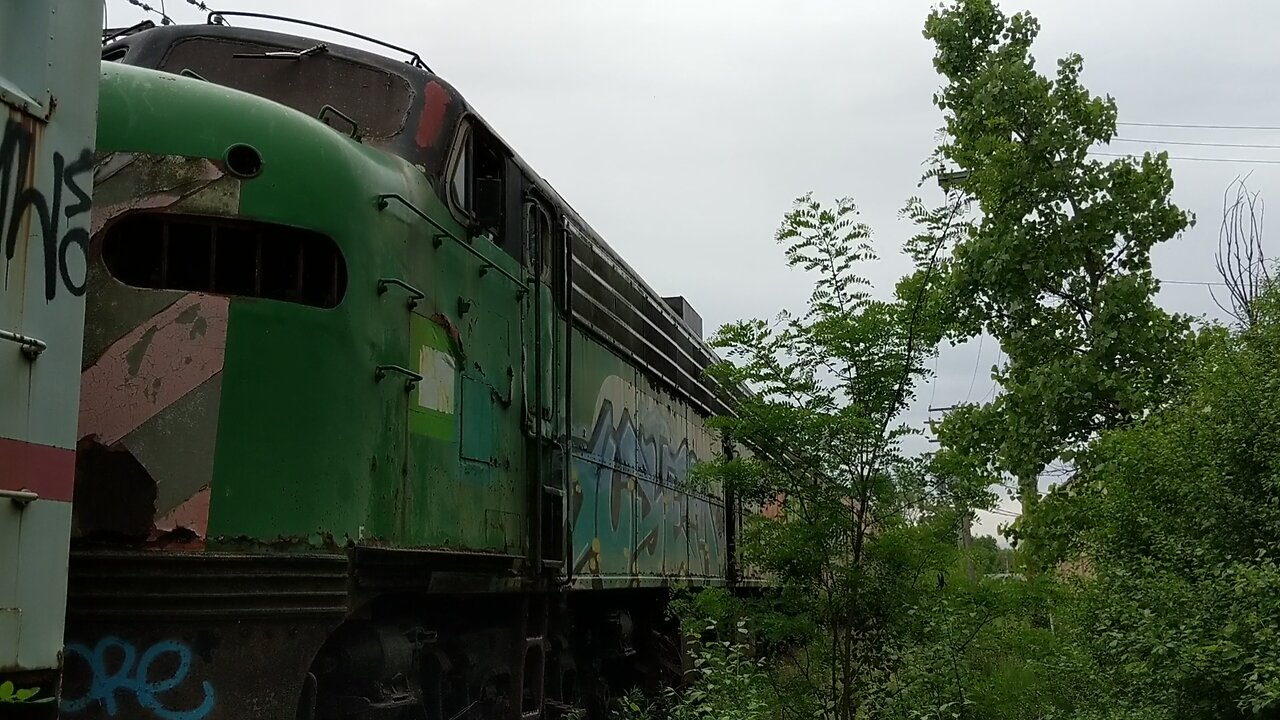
[154,486,211,538]
[80,293,229,447]
[430,312,465,359]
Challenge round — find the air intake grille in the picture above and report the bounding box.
[102,213,347,309]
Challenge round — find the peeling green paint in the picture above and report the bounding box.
[409,315,456,440]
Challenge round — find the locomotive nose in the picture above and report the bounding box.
[75,150,347,543]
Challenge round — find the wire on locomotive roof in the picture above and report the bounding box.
[125,0,174,26]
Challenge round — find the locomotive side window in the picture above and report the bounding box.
[450,131,470,211]
[102,213,347,309]
[446,120,509,250]
[525,202,553,284]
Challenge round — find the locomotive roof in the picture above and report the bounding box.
[102,20,737,414]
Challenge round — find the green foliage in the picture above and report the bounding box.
[626,4,1280,720]
[1016,287,1280,719]
[869,574,1090,720]
[0,681,44,703]
[690,191,966,720]
[608,620,773,720]
[968,536,1015,576]
[680,141,1076,720]
[914,0,1195,516]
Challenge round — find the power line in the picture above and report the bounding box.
[1161,279,1229,287]
[122,0,173,25]
[981,349,1002,403]
[1119,121,1280,131]
[1092,151,1280,166]
[1112,137,1280,151]
[964,334,984,403]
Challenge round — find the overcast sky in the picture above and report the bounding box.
[107,0,1280,538]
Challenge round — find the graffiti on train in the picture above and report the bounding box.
[62,636,215,720]
[570,386,726,579]
[1,117,94,300]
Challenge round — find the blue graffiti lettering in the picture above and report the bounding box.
[571,392,724,578]
[62,636,215,720]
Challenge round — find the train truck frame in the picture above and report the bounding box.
[53,14,765,720]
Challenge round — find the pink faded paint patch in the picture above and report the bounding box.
[155,486,211,537]
[0,437,76,502]
[79,293,229,446]
[90,194,184,237]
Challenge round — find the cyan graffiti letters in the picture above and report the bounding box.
[62,636,215,720]
[1,117,94,300]
[571,397,723,576]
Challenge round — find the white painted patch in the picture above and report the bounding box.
[417,346,456,414]
[593,374,636,420]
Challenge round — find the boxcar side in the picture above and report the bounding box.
[0,2,102,714]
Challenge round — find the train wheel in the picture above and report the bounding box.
[301,621,436,719]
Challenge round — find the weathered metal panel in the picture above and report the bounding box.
[566,327,729,588]
[0,0,102,693]
[62,551,348,720]
[461,374,498,463]
[3,498,72,668]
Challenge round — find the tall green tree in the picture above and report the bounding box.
[915,0,1195,527]
[691,193,983,720]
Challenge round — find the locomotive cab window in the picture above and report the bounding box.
[102,213,347,308]
[448,121,508,249]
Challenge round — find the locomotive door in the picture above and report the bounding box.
[522,199,565,570]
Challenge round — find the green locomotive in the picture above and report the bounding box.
[61,15,762,720]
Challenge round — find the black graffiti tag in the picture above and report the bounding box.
[1,117,94,301]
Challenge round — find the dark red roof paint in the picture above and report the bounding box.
[415,80,451,149]
[0,437,75,503]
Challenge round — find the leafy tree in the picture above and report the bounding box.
[1033,287,1280,719]
[869,571,1092,720]
[914,0,1196,531]
[689,192,982,720]
[968,535,1014,576]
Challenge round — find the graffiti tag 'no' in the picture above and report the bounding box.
[1,118,94,301]
[62,637,215,720]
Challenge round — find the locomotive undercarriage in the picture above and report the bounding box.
[62,549,685,720]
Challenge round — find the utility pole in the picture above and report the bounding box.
[927,404,977,581]
[959,507,976,583]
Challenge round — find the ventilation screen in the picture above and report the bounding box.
[102,213,347,308]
